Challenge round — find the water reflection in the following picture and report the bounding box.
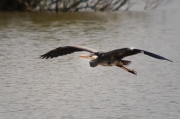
[0,3,180,119]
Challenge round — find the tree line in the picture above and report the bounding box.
[0,0,170,12]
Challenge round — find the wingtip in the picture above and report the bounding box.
[39,55,44,59]
[165,58,173,63]
[39,55,43,59]
[39,55,48,59]
[168,60,173,63]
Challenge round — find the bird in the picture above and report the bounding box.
[40,45,172,75]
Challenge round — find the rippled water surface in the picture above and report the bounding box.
[0,1,180,119]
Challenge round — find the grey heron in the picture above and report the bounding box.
[40,45,172,75]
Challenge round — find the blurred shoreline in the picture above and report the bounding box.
[0,0,170,12]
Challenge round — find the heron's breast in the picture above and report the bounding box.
[98,58,117,66]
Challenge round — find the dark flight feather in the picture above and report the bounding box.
[40,45,97,59]
[104,48,140,58]
[104,47,172,62]
[134,49,173,62]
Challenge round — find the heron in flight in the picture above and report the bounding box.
[40,45,172,75]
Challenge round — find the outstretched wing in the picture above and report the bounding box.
[104,47,172,62]
[40,45,97,59]
[134,49,173,62]
[104,48,139,59]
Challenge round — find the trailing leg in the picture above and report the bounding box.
[116,65,137,75]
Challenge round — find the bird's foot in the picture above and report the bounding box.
[128,69,137,75]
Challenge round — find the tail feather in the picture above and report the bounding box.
[121,60,131,65]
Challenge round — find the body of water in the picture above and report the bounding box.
[0,1,179,119]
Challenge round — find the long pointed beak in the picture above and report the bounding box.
[79,55,90,59]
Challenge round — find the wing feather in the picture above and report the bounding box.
[104,48,139,58]
[134,49,173,62]
[104,47,172,62]
[40,45,97,59]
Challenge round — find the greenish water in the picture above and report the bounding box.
[0,1,180,119]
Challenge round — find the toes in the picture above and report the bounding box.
[129,70,137,75]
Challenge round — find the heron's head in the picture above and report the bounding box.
[79,54,98,60]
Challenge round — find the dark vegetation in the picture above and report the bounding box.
[0,0,39,11]
[0,0,170,12]
[0,0,130,12]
